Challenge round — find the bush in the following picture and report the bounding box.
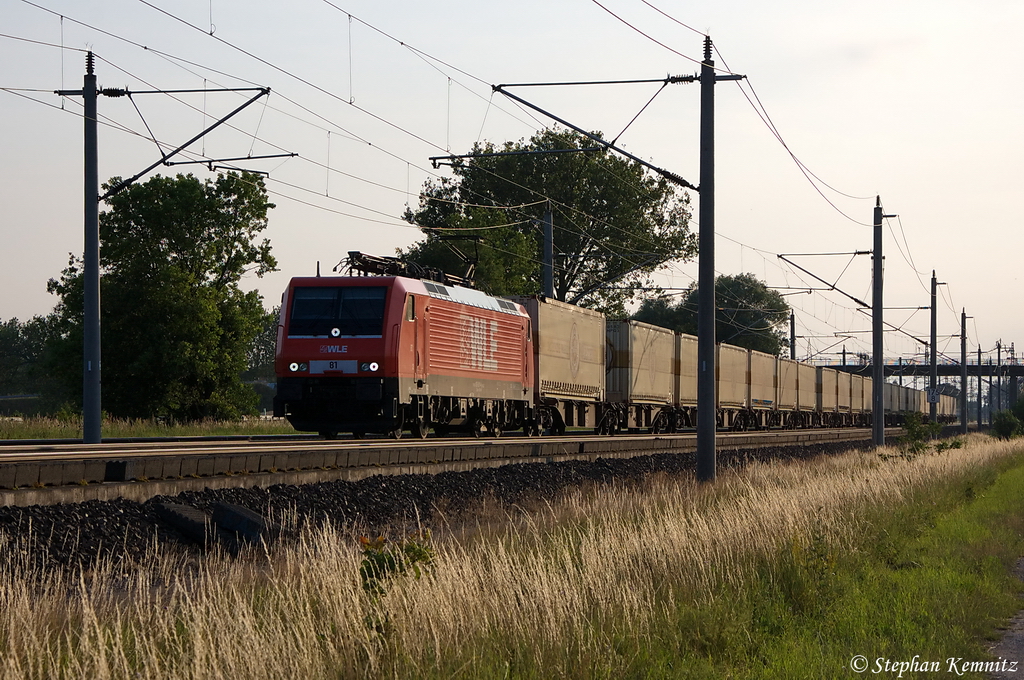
[1013,394,1024,423]
[992,410,1023,439]
[898,412,942,456]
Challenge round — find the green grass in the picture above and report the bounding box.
[371,441,1024,679]
[596,452,1024,679]
[0,415,298,440]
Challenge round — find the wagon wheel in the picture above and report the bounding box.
[471,417,486,438]
[389,425,404,440]
[414,418,430,439]
[488,421,503,438]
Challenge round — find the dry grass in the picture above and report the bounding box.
[0,416,296,440]
[0,434,1020,679]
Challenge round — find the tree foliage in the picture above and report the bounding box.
[45,172,276,421]
[400,128,695,315]
[0,316,53,397]
[244,305,280,383]
[634,273,791,355]
[992,409,1023,439]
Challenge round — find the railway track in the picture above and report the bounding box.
[0,428,891,507]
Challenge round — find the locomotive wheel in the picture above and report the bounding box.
[352,431,365,440]
[414,418,429,439]
[319,431,338,440]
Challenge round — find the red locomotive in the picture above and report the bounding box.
[273,262,533,438]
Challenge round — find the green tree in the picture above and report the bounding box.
[992,410,1022,439]
[0,318,32,395]
[243,306,280,383]
[0,315,63,412]
[0,316,52,395]
[634,273,791,355]
[45,172,276,421]
[401,128,695,315]
[1013,393,1024,423]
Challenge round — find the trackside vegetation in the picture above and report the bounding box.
[0,436,1023,678]
[0,415,296,440]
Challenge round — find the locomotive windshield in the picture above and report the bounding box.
[288,286,387,338]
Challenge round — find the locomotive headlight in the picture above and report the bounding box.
[360,362,379,372]
[330,327,341,337]
[289,362,299,372]
[369,362,379,372]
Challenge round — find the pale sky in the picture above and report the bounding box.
[2,0,1021,375]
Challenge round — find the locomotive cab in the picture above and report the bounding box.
[273,277,399,437]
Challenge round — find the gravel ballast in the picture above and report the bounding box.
[0,441,867,570]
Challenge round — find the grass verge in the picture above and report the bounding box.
[0,415,296,440]
[0,436,1022,678]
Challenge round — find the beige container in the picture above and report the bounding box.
[883,382,899,411]
[676,333,698,407]
[940,393,956,418]
[777,358,799,411]
[717,344,748,409]
[838,371,852,413]
[817,367,839,413]
[851,374,866,413]
[606,320,675,405]
[748,350,777,411]
[509,296,605,403]
[797,363,817,411]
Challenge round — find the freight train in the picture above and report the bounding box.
[273,263,956,438]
